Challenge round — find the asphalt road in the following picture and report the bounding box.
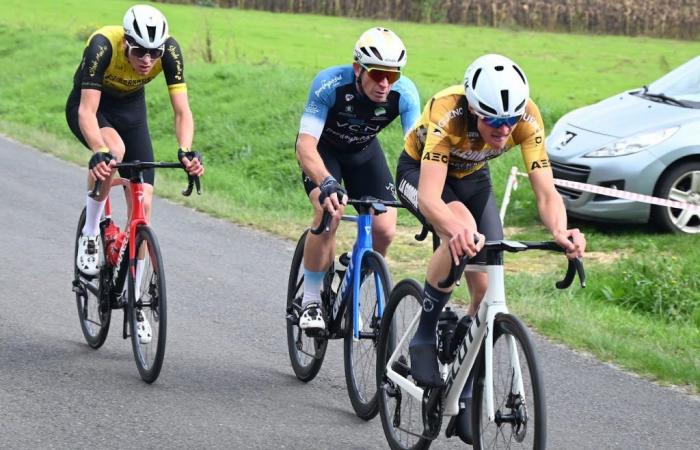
[0,135,697,449]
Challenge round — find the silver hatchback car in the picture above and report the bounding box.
[547,56,700,234]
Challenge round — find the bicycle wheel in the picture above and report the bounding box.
[128,225,167,383]
[343,250,392,420]
[472,314,546,450]
[73,207,111,348]
[286,230,328,382]
[377,278,432,450]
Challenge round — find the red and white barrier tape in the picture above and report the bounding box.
[500,166,700,223]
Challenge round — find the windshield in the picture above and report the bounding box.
[647,56,700,103]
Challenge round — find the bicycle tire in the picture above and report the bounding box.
[377,278,432,450]
[343,251,392,420]
[472,313,546,450]
[286,230,328,382]
[73,207,111,348]
[128,225,167,383]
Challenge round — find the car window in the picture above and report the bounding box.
[648,56,700,102]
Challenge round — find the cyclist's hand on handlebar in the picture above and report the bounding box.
[178,148,204,177]
[318,176,347,215]
[88,149,116,182]
[447,223,484,266]
[553,228,586,259]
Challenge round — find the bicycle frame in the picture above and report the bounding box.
[332,212,386,341]
[384,262,516,421]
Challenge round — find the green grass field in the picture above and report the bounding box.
[1,0,698,392]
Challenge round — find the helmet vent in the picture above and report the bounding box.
[512,65,526,84]
[360,47,372,58]
[132,19,143,38]
[398,50,405,62]
[478,102,497,115]
[471,68,482,89]
[494,65,504,71]
[147,25,157,42]
[500,90,509,111]
[515,99,526,112]
[369,46,383,61]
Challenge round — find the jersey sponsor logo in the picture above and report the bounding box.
[345,105,354,113]
[314,74,343,97]
[437,107,464,128]
[374,106,386,116]
[336,120,381,135]
[88,44,109,77]
[105,73,154,87]
[166,44,183,81]
[452,147,506,163]
[345,94,354,102]
[530,159,551,170]
[325,127,373,145]
[304,101,320,114]
[422,151,449,164]
[431,127,443,137]
[386,181,397,199]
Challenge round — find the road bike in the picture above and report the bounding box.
[286,197,402,419]
[72,161,200,383]
[376,229,585,449]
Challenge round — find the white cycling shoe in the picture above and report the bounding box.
[76,234,101,276]
[299,303,325,330]
[135,310,153,345]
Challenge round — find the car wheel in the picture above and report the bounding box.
[651,161,700,234]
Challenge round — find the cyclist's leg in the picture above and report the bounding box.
[342,139,397,256]
[298,143,343,329]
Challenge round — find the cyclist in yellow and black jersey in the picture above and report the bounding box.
[67,4,203,278]
[396,53,586,445]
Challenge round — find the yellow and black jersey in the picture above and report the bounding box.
[404,85,549,178]
[72,26,186,98]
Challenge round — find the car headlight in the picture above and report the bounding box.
[584,127,679,157]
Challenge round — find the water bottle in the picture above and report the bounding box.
[437,307,459,364]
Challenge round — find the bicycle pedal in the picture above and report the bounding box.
[286,313,299,326]
[304,328,328,339]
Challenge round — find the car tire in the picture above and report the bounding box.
[651,161,700,234]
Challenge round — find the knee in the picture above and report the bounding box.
[373,221,396,250]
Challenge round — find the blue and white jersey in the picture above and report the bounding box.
[299,65,420,153]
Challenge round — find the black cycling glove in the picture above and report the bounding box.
[318,175,347,206]
[88,150,114,169]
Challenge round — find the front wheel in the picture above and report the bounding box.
[286,230,328,382]
[343,251,392,420]
[128,225,167,383]
[377,278,432,450]
[651,161,700,234]
[73,207,111,348]
[472,314,546,449]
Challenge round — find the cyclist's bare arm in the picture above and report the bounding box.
[529,168,586,258]
[295,133,330,186]
[170,91,203,177]
[418,162,482,264]
[78,88,117,181]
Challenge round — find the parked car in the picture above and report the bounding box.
[546,56,700,234]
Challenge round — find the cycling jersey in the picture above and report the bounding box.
[71,26,186,98]
[299,65,420,156]
[404,84,549,178]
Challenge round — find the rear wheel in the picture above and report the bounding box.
[472,314,546,449]
[343,251,392,420]
[286,230,328,382]
[128,225,167,383]
[652,161,700,234]
[73,208,111,348]
[377,278,432,450]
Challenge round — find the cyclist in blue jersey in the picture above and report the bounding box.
[296,27,421,330]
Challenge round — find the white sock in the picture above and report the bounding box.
[301,268,325,309]
[82,195,106,236]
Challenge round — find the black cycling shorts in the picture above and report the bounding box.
[396,151,503,264]
[66,89,155,185]
[301,137,397,204]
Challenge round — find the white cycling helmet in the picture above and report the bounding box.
[123,4,169,49]
[353,27,407,69]
[464,54,529,118]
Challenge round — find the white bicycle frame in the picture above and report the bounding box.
[384,261,527,422]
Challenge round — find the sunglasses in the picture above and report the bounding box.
[359,63,401,84]
[125,39,165,60]
[480,114,522,128]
